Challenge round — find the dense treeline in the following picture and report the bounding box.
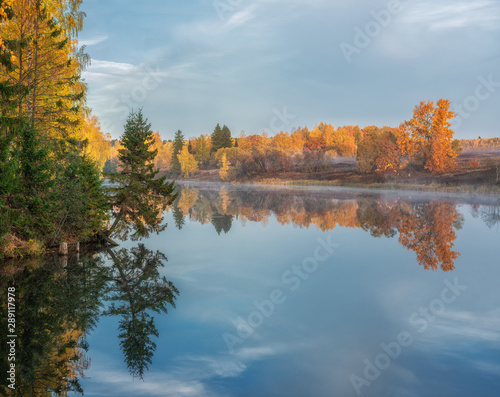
[459,137,500,151]
[105,99,500,182]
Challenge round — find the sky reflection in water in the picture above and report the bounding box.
[3,185,499,396]
[84,185,500,397]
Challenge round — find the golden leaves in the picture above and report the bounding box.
[218,152,230,181]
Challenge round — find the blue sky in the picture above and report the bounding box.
[79,0,500,140]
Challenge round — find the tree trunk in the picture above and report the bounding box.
[31,1,40,126]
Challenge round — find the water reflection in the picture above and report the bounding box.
[2,185,499,396]
[470,204,500,229]
[0,254,108,395]
[358,200,463,271]
[174,185,500,272]
[105,245,178,379]
[0,244,178,394]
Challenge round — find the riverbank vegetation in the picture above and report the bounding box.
[0,1,176,258]
[105,103,500,189]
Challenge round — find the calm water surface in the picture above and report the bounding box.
[3,184,500,397]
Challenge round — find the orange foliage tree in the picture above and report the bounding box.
[397,99,458,173]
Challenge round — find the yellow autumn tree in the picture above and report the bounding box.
[219,152,230,181]
[150,132,172,171]
[0,0,87,139]
[177,143,198,177]
[79,115,111,170]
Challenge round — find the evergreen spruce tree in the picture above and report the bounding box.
[108,110,177,239]
[53,141,110,241]
[14,122,57,241]
[210,123,223,153]
[0,3,20,238]
[171,130,184,175]
[211,123,232,153]
[0,130,17,238]
[234,137,239,148]
[0,1,23,129]
[221,125,233,148]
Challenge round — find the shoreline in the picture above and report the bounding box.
[177,178,500,195]
[175,180,500,206]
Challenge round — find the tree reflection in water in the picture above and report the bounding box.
[0,244,178,394]
[175,185,500,272]
[0,254,109,395]
[105,244,178,379]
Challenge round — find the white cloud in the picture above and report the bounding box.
[87,59,136,75]
[78,35,109,47]
[85,367,209,397]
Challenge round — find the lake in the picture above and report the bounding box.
[2,183,500,396]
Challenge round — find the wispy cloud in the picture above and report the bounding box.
[86,369,208,397]
[78,35,109,47]
[84,344,282,396]
[86,59,136,75]
[224,5,259,29]
[402,0,500,30]
[419,309,500,344]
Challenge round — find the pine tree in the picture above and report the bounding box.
[108,110,177,240]
[53,141,109,241]
[211,123,233,153]
[211,123,222,153]
[0,126,17,238]
[14,121,57,240]
[221,124,233,149]
[171,129,184,175]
